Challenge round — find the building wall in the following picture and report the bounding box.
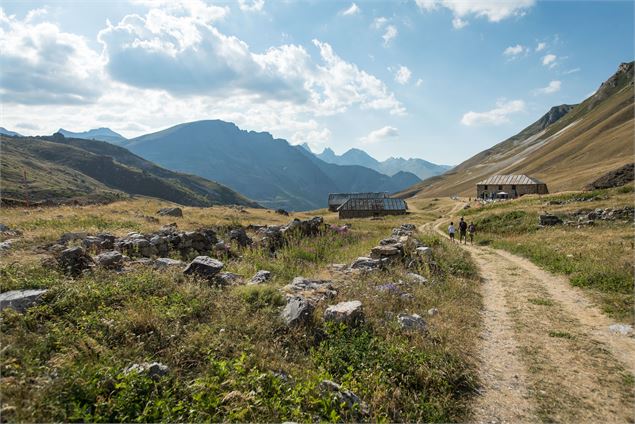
[476,183,548,199]
[339,209,407,219]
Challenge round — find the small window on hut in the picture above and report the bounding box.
[484,185,488,190]
[498,185,503,190]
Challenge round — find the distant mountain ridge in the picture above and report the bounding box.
[119,120,421,211]
[0,127,21,137]
[0,133,258,207]
[398,61,635,198]
[58,127,127,143]
[312,146,451,180]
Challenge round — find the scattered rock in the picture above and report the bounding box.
[0,239,16,251]
[281,296,314,326]
[57,246,94,276]
[228,227,252,247]
[350,256,384,270]
[157,207,183,217]
[275,208,289,216]
[285,277,336,299]
[370,244,403,259]
[586,163,634,190]
[398,313,427,332]
[416,246,432,256]
[0,289,48,313]
[124,362,169,379]
[250,270,272,284]
[215,272,244,286]
[95,251,123,269]
[59,232,88,243]
[608,323,634,336]
[405,272,428,285]
[324,301,364,326]
[319,380,369,417]
[539,214,563,226]
[392,223,416,237]
[183,256,224,279]
[154,258,184,268]
[427,307,439,316]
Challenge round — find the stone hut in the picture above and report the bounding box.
[328,192,388,212]
[337,197,407,219]
[477,175,548,199]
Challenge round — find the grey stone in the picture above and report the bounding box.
[281,296,314,326]
[250,270,272,284]
[416,246,432,256]
[324,301,363,326]
[370,244,402,259]
[95,251,123,269]
[215,272,244,286]
[157,207,183,217]
[59,232,87,244]
[285,277,336,298]
[124,362,169,379]
[154,257,183,268]
[58,246,94,276]
[398,313,427,331]
[0,289,48,313]
[539,214,563,226]
[0,239,16,251]
[229,227,252,247]
[405,272,428,285]
[183,256,224,279]
[427,307,439,316]
[608,324,633,336]
[319,380,369,417]
[350,256,384,270]
[379,237,399,245]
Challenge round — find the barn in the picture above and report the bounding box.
[328,192,388,212]
[337,197,408,219]
[476,174,548,199]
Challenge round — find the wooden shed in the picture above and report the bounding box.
[328,192,388,212]
[477,175,548,199]
[337,197,408,219]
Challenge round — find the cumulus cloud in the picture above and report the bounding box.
[503,44,525,56]
[535,42,546,51]
[340,3,360,16]
[452,17,468,29]
[0,9,104,104]
[542,54,557,67]
[534,80,561,94]
[394,65,412,85]
[238,0,265,12]
[382,25,398,46]
[461,99,525,126]
[360,126,399,144]
[416,0,535,25]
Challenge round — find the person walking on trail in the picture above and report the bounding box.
[468,222,476,245]
[459,217,468,244]
[448,221,456,242]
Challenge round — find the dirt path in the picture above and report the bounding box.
[425,206,635,423]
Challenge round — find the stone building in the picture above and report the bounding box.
[337,197,408,219]
[328,192,388,212]
[476,175,548,199]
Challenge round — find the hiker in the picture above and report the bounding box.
[448,221,456,242]
[459,217,468,244]
[468,222,476,245]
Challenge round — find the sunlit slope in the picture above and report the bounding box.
[398,62,634,198]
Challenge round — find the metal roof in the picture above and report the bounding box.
[476,174,545,185]
[328,192,389,205]
[337,197,407,211]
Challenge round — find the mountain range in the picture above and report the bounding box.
[308,145,452,180]
[0,133,258,207]
[58,127,127,143]
[118,120,421,211]
[0,127,21,137]
[398,61,634,198]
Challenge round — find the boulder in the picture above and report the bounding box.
[319,380,369,417]
[398,313,427,332]
[285,277,336,299]
[124,362,169,380]
[229,228,252,247]
[58,246,94,276]
[405,272,428,285]
[95,251,123,269]
[324,301,364,326]
[416,246,432,257]
[379,237,399,245]
[350,256,384,270]
[157,207,183,217]
[539,214,563,226]
[0,289,48,313]
[154,257,184,268]
[183,256,224,279]
[281,296,314,326]
[370,244,402,259]
[250,270,272,284]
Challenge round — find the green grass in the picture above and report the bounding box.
[528,297,554,306]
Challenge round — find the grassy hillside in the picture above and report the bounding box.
[0,199,481,422]
[399,61,634,199]
[0,135,259,207]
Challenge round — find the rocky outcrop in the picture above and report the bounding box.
[0,289,48,312]
[281,296,314,326]
[57,246,94,276]
[250,270,272,284]
[95,251,123,269]
[586,163,634,190]
[183,256,224,279]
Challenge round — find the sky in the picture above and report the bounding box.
[1,0,633,165]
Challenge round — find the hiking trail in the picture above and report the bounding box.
[424,201,635,423]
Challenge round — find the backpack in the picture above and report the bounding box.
[459,221,467,231]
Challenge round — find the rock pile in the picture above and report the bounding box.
[565,207,635,227]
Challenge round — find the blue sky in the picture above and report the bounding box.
[1,0,633,164]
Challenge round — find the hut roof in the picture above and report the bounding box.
[477,174,545,185]
[337,197,407,211]
[328,192,389,205]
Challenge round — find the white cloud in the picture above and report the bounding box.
[535,42,546,51]
[415,78,423,87]
[503,44,525,56]
[382,25,397,46]
[563,67,580,74]
[340,3,360,16]
[461,99,525,126]
[238,0,265,12]
[542,54,557,67]
[360,126,399,144]
[452,17,468,29]
[394,65,412,85]
[372,16,388,29]
[416,0,535,23]
[0,9,105,104]
[130,0,229,23]
[534,80,561,94]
